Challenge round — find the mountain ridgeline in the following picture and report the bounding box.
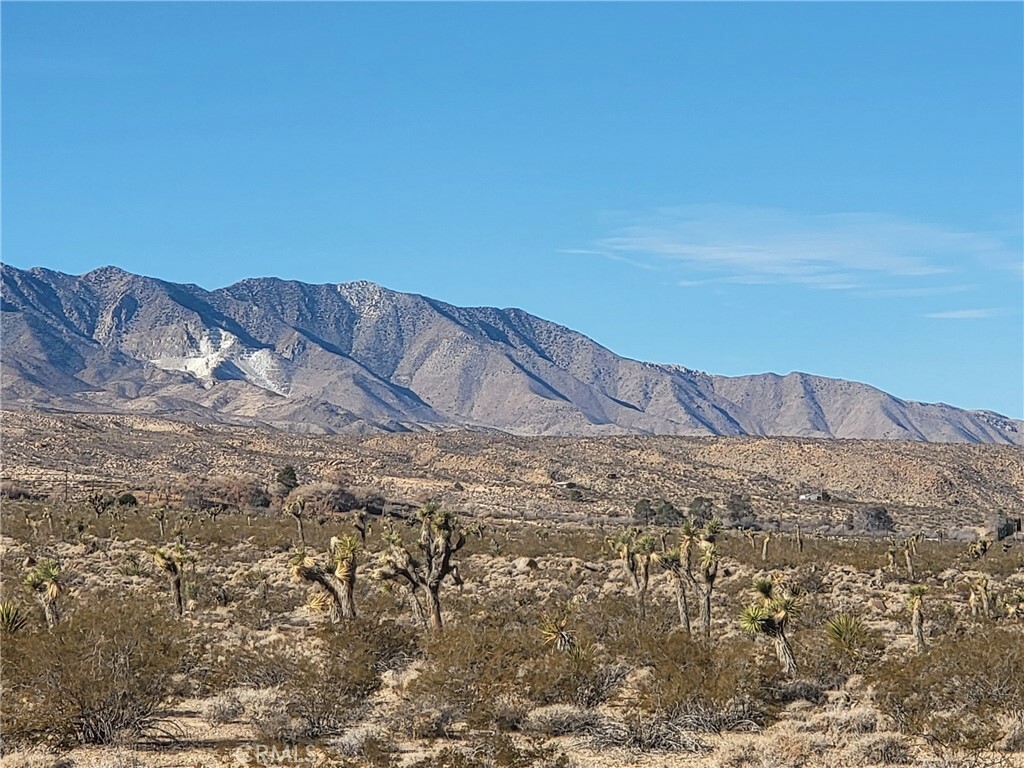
[1,265,1020,444]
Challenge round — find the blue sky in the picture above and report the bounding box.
[3,3,1022,418]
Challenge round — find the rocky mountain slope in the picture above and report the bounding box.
[2,264,1020,444]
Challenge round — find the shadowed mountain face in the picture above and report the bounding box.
[1,264,1020,444]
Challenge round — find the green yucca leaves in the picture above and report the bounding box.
[825,613,867,651]
[0,601,28,634]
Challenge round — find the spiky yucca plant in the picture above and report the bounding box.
[739,577,801,676]
[24,559,63,629]
[539,608,577,653]
[0,600,28,634]
[824,613,868,652]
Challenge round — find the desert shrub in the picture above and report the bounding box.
[523,704,604,736]
[587,711,710,754]
[869,626,1024,750]
[406,609,539,728]
[844,732,911,765]
[0,482,42,501]
[332,723,394,759]
[392,690,462,739]
[722,494,759,529]
[406,735,569,768]
[198,616,416,738]
[116,492,139,507]
[200,689,243,725]
[827,706,879,736]
[626,630,771,729]
[0,595,186,748]
[518,648,628,709]
[236,686,298,742]
[846,506,896,534]
[285,482,359,514]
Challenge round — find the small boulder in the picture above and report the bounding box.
[514,556,538,573]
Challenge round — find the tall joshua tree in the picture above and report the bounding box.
[739,576,802,676]
[908,585,927,652]
[285,498,307,547]
[677,518,722,639]
[608,528,658,619]
[653,546,692,635]
[153,545,188,617]
[290,535,360,622]
[24,559,64,629]
[378,502,465,632]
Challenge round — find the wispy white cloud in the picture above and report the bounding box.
[858,285,973,299]
[923,308,1000,320]
[578,205,1019,293]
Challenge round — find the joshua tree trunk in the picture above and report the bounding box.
[979,583,991,618]
[795,525,804,554]
[761,535,771,562]
[673,575,691,635]
[911,605,925,651]
[700,589,712,637]
[171,572,183,617]
[41,598,59,629]
[425,587,444,632]
[774,631,798,676]
[295,514,305,546]
[904,548,916,581]
[406,588,428,630]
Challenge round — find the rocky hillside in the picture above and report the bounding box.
[2,264,1020,443]
[3,410,1021,534]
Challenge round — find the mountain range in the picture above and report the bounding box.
[1,264,1020,444]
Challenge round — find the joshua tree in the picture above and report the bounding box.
[795,524,804,554]
[653,547,691,634]
[969,577,991,619]
[885,541,898,571]
[743,529,757,552]
[677,519,722,639]
[739,576,802,676]
[607,528,658,619]
[761,533,772,562]
[290,535,360,622]
[285,497,307,546]
[902,540,916,581]
[378,502,466,632]
[24,559,64,629]
[907,585,927,652]
[153,545,188,617]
